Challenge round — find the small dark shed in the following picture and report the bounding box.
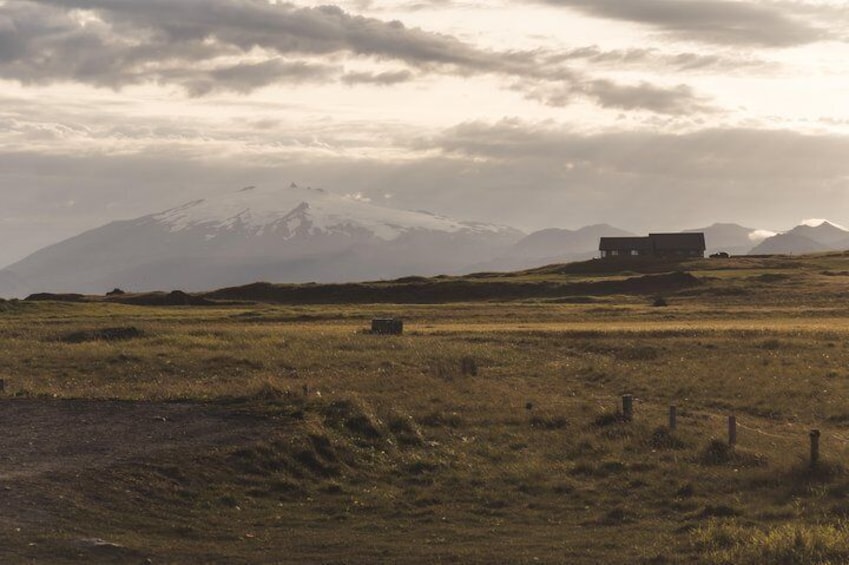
[371,318,403,335]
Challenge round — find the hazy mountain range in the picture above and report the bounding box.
[2,184,849,298]
[748,222,849,255]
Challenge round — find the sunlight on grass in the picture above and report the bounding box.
[8,257,849,563]
[693,519,849,565]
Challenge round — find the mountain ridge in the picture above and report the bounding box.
[3,186,849,298]
[0,184,523,297]
[749,221,849,255]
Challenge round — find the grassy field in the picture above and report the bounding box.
[5,254,849,563]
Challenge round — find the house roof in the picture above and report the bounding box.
[648,232,706,251]
[599,236,653,251]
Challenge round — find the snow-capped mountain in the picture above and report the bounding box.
[5,184,845,299]
[0,184,523,296]
[153,184,509,241]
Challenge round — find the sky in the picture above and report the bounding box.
[2,0,849,267]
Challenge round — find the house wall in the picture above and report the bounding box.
[602,248,703,258]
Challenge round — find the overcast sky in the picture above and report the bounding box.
[2,0,849,266]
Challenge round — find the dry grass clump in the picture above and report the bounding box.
[692,519,849,565]
[528,413,568,430]
[11,256,849,562]
[646,426,686,450]
[321,397,385,445]
[782,460,848,495]
[59,326,145,344]
[697,438,767,468]
[419,409,464,428]
[386,412,424,446]
[429,355,481,380]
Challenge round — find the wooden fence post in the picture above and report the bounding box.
[622,394,634,422]
[810,429,821,468]
[669,405,677,431]
[728,415,737,446]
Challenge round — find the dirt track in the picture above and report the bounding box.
[0,399,271,482]
[0,398,280,563]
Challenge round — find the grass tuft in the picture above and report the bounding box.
[387,412,424,446]
[692,519,849,565]
[697,439,767,467]
[59,326,145,343]
[322,398,384,445]
[647,426,686,450]
[529,414,568,430]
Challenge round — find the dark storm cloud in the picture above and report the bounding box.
[0,0,717,116]
[536,0,828,47]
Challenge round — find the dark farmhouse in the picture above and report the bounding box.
[599,232,706,259]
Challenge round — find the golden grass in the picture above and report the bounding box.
[6,255,849,562]
[693,519,849,565]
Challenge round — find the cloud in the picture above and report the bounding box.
[520,69,718,114]
[344,192,372,202]
[430,120,849,181]
[4,118,849,260]
[587,79,713,114]
[0,0,525,90]
[342,69,415,85]
[0,1,719,117]
[178,59,340,96]
[546,45,775,74]
[801,218,848,230]
[536,0,828,47]
[748,229,776,242]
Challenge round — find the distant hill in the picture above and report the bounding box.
[0,271,30,298]
[3,185,834,298]
[749,221,849,255]
[749,233,831,255]
[784,221,849,246]
[685,223,761,255]
[514,224,634,256]
[475,224,635,271]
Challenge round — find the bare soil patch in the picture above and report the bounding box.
[0,399,277,563]
[0,399,271,482]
